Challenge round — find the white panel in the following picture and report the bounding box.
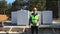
[17,10,29,25]
[11,12,17,23]
[42,11,52,25]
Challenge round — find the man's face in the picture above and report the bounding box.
[33,10,37,14]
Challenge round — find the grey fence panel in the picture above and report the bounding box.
[17,10,29,25]
[11,11,17,23]
[42,11,52,25]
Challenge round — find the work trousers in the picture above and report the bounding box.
[31,26,38,34]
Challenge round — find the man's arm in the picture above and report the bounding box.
[29,16,32,25]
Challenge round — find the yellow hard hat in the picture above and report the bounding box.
[33,7,37,11]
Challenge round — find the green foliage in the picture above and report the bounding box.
[11,0,46,11]
[11,0,26,11]
[0,0,9,14]
[27,0,46,11]
[46,0,58,18]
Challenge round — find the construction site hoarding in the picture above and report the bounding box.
[11,10,52,25]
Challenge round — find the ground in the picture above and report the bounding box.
[0,19,60,34]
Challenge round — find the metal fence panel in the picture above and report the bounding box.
[17,10,29,25]
[11,11,17,23]
[42,11,52,25]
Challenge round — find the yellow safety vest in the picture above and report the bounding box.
[30,13,39,26]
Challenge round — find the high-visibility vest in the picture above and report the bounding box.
[30,13,39,26]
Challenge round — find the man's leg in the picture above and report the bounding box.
[35,26,38,34]
[31,26,34,34]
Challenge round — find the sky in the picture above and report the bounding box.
[6,0,15,4]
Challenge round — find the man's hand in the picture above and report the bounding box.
[33,23,39,26]
[33,23,36,26]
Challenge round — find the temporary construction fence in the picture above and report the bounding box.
[11,10,52,25]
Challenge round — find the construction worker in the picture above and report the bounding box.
[29,7,39,34]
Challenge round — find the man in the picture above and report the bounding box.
[29,8,39,34]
